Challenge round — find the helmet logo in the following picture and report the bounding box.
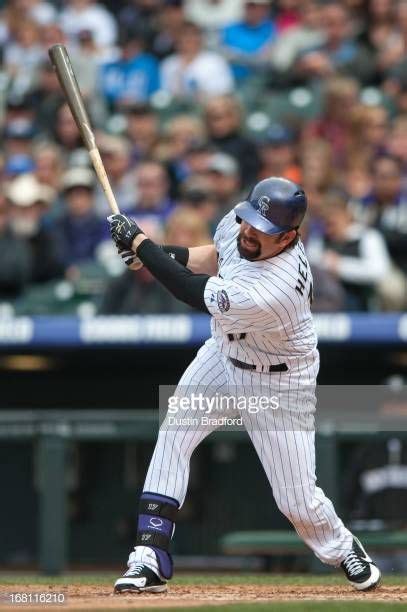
[258,196,270,216]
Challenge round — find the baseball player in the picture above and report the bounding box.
[108,177,381,594]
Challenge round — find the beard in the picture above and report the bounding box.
[237,234,261,260]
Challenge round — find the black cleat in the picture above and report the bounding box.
[341,537,381,591]
[114,563,167,594]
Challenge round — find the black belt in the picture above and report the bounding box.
[229,357,288,373]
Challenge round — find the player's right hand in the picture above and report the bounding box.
[118,247,143,271]
[108,213,143,250]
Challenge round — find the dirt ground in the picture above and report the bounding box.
[1,583,407,610]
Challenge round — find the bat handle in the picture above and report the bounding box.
[89,148,120,215]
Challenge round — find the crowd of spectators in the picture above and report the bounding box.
[1,0,407,314]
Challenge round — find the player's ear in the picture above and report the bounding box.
[279,229,296,245]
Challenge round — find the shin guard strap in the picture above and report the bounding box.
[136,530,170,549]
[139,499,178,522]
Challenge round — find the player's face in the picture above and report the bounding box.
[238,221,296,261]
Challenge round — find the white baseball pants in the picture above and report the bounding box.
[143,338,353,566]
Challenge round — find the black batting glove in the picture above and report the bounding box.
[108,214,143,250]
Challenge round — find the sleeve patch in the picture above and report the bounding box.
[217,289,230,313]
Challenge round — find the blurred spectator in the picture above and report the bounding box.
[301,139,338,219]
[160,114,207,189]
[357,0,396,83]
[374,0,407,77]
[220,0,277,82]
[274,0,301,33]
[352,155,407,307]
[6,174,63,284]
[257,123,301,183]
[308,263,346,312]
[119,0,162,48]
[386,115,407,169]
[343,164,373,202]
[271,0,323,74]
[0,194,32,300]
[94,134,136,216]
[53,103,83,153]
[125,104,160,164]
[59,0,118,50]
[31,62,65,136]
[4,18,44,97]
[67,148,91,169]
[55,167,106,267]
[100,207,210,315]
[4,93,37,126]
[69,29,109,125]
[307,190,391,311]
[382,0,407,108]
[40,23,68,51]
[164,205,212,245]
[132,161,174,228]
[304,76,360,168]
[185,0,244,32]
[204,95,259,186]
[384,70,407,115]
[163,115,206,161]
[33,142,64,191]
[348,104,389,167]
[182,142,214,179]
[178,179,221,230]
[206,152,241,211]
[300,139,336,224]
[295,1,375,85]
[4,154,36,179]
[3,118,36,157]
[161,21,234,99]
[11,0,57,26]
[151,0,185,59]
[100,28,160,109]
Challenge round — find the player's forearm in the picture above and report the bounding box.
[134,235,210,313]
[187,245,218,276]
[161,245,217,275]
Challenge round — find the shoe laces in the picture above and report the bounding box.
[125,551,144,576]
[343,550,367,577]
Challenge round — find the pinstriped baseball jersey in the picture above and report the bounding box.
[203,211,318,363]
[129,207,354,579]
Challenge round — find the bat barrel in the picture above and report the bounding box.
[48,44,96,152]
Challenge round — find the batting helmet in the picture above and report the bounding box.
[234,177,307,235]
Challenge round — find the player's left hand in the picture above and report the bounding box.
[108,214,143,250]
[118,246,143,271]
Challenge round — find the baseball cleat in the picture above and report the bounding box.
[114,564,167,594]
[341,537,381,591]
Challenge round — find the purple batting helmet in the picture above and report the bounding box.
[234,177,307,235]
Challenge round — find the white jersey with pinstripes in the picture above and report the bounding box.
[203,210,318,364]
[135,209,354,575]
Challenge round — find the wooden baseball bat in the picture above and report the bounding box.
[48,44,120,215]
